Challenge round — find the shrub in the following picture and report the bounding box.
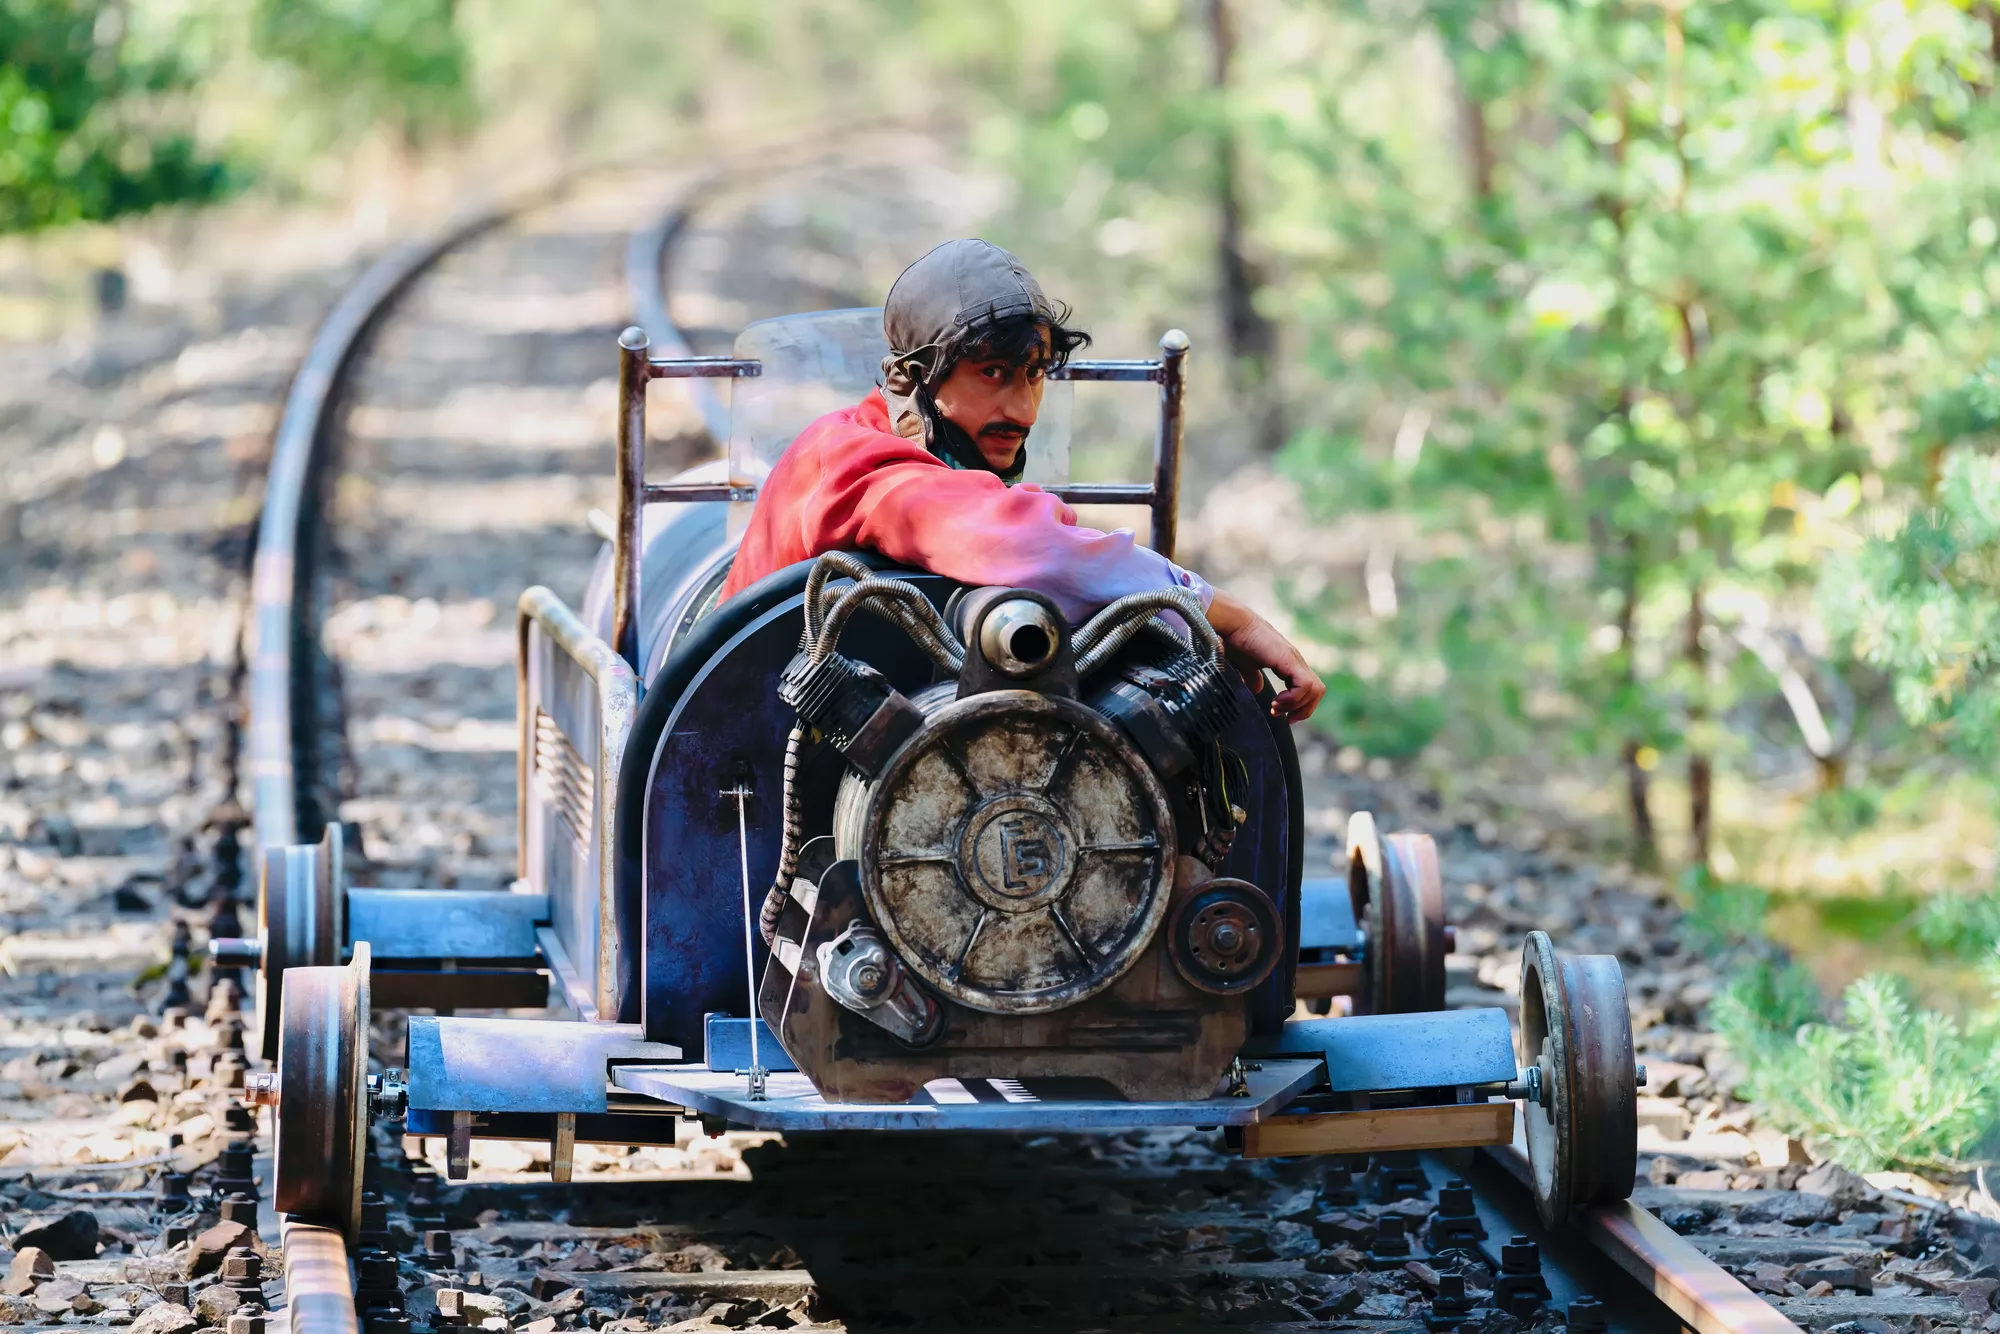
[1712,963,2000,1174]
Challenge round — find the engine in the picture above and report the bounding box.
[755,555,1285,1103]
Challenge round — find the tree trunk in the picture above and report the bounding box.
[1616,537,1659,869]
[1685,582,1712,873]
[1206,0,1282,453]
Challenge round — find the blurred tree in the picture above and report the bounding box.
[0,0,229,231]
[1271,0,1999,869]
[248,0,470,149]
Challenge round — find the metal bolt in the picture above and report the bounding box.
[1568,1297,1608,1334]
[422,1230,453,1261]
[163,1226,190,1250]
[852,963,886,998]
[226,1305,266,1334]
[435,1289,467,1323]
[162,1284,190,1309]
[220,1194,259,1226]
[221,1248,262,1285]
[1210,920,1243,953]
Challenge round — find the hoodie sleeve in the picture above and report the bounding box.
[796,417,1212,624]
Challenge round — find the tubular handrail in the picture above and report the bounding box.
[517,586,641,1020]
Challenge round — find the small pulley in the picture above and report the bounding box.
[1518,929,1640,1229]
[1346,813,1449,1014]
[1168,878,1282,995]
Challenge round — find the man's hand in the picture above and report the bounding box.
[1203,589,1326,722]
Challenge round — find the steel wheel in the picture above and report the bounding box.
[1347,814,1447,1014]
[272,941,370,1238]
[1519,930,1638,1229]
[252,824,345,1063]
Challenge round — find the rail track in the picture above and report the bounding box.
[3,144,1995,1334]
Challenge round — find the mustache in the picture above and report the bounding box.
[979,422,1031,440]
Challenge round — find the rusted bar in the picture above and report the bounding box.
[1054,360,1160,382]
[1046,483,1154,506]
[614,328,649,672]
[648,357,762,379]
[1151,330,1189,558]
[281,1219,358,1334]
[642,482,761,504]
[517,587,641,1019]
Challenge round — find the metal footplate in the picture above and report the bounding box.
[610,1058,1324,1132]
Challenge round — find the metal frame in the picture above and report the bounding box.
[612,325,1190,674]
[517,586,641,1020]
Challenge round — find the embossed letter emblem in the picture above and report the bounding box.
[999,815,1052,893]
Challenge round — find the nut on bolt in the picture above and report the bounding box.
[226,1305,267,1334]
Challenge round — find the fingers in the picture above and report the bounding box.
[1268,661,1325,722]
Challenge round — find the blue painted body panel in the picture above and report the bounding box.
[1248,1009,1516,1092]
[702,1014,796,1072]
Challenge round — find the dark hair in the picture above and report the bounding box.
[943,305,1091,380]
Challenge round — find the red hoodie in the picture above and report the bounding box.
[718,389,1210,622]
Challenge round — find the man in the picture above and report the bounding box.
[720,239,1324,722]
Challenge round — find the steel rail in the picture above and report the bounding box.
[280,1221,361,1334]
[250,177,575,1334]
[249,190,562,852]
[1485,1137,1806,1334]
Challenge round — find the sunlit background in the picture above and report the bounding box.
[5,0,2000,1178]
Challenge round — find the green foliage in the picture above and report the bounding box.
[1823,441,2000,758]
[1713,963,2000,1173]
[1912,890,2000,959]
[249,0,470,147]
[0,0,230,231]
[1679,868,1771,953]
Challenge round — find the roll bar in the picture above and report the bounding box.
[611,325,1189,672]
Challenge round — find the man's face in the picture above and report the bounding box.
[931,328,1049,470]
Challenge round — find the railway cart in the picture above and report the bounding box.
[230,311,1641,1241]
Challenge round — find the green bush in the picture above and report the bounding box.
[1713,962,2000,1174]
[0,0,231,231]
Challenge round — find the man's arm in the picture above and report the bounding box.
[810,433,1326,720]
[1204,589,1325,722]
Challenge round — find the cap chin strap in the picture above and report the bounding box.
[880,349,1025,483]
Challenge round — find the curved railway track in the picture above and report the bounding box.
[4,144,1989,1334]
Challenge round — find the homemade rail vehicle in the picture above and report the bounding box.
[221,311,1642,1241]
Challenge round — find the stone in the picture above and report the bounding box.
[1636,1097,1690,1141]
[4,1247,56,1294]
[1749,1130,1811,1167]
[1944,1280,2000,1313]
[16,1210,100,1261]
[195,1284,243,1325]
[1678,1169,1733,1190]
[132,1302,200,1334]
[1739,1193,1837,1226]
[1798,1163,1877,1211]
[183,1222,253,1278]
[32,1278,88,1314]
[519,1321,557,1334]
[1793,1265,1873,1295]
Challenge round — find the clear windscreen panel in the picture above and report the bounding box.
[727,308,1072,489]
